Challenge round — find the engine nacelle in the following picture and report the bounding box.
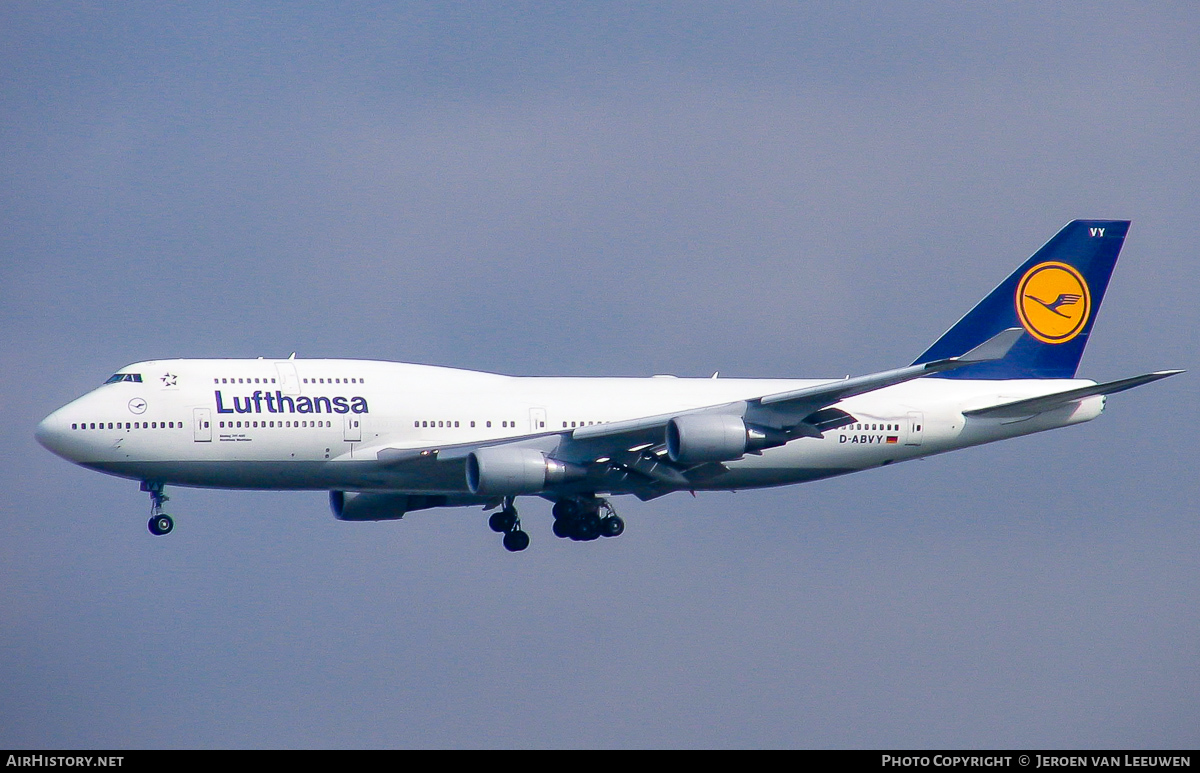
[666,414,788,465]
[666,414,748,464]
[465,447,585,496]
[330,490,447,521]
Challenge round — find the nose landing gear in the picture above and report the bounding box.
[142,481,173,536]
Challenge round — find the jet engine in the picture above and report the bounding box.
[330,490,447,521]
[666,414,788,465]
[465,447,586,496]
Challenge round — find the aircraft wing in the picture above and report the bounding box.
[364,328,1023,485]
[962,369,1184,419]
[559,327,1023,460]
[746,327,1024,422]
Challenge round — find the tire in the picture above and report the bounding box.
[503,530,530,552]
[489,510,517,533]
[148,514,174,536]
[602,515,625,537]
[576,513,601,541]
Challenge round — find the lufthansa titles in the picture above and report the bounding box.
[214,389,368,415]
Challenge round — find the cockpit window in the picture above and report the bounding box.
[104,373,143,384]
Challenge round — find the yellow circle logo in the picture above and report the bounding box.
[1015,262,1091,344]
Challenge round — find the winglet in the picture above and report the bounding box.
[920,327,1024,376]
[756,328,1026,412]
[952,327,1024,364]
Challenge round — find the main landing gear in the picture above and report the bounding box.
[488,497,530,552]
[488,496,625,551]
[142,481,174,536]
[552,496,624,542]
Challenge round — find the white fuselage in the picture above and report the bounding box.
[36,358,1104,499]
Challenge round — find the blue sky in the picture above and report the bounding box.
[2,2,1197,748]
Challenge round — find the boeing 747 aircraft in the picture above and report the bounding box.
[37,220,1180,550]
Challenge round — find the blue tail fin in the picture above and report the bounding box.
[912,220,1129,379]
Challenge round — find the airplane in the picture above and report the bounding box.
[36,220,1181,551]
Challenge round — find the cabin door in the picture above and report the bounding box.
[905,411,924,446]
[193,408,212,442]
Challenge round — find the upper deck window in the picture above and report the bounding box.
[104,373,143,384]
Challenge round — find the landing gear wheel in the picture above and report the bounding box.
[148,514,174,536]
[142,481,173,536]
[602,515,625,537]
[552,500,579,520]
[552,496,622,542]
[502,529,530,552]
[574,512,602,541]
[489,509,517,533]
[492,498,528,551]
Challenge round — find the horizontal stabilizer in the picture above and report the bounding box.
[963,370,1183,418]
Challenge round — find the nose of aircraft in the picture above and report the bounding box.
[36,408,72,460]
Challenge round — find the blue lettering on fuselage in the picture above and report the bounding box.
[215,390,368,415]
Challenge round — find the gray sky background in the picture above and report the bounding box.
[2,2,1197,748]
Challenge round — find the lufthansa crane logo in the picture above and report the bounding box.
[1015,261,1091,344]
